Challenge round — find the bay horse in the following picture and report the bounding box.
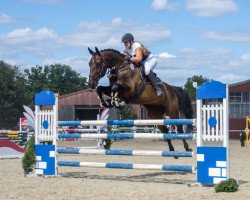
[88,47,194,156]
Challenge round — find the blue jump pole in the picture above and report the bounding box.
[57,161,194,172]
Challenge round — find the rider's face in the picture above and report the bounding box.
[123,40,131,49]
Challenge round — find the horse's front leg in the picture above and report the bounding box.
[111,91,120,107]
[111,84,128,108]
[96,86,113,108]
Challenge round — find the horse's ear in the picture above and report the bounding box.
[88,47,95,55]
[95,47,101,55]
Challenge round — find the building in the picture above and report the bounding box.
[58,79,250,139]
[58,89,144,121]
[228,79,250,139]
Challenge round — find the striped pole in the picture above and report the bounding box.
[57,148,194,157]
[58,128,99,133]
[57,161,195,172]
[57,133,194,140]
[57,119,196,127]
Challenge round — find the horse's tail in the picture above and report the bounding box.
[171,86,193,119]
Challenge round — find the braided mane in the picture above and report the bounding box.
[100,49,123,57]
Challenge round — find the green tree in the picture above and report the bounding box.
[184,75,210,101]
[117,104,138,120]
[22,136,36,174]
[24,64,88,98]
[0,61,29,129]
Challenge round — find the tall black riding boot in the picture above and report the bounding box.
[147,71,163,96]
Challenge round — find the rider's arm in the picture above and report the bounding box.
[130,47,143,63]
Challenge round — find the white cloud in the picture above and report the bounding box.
[43,56,89,77]
[0,27,57,45]
[0,18,171,58]
[57,18,172,48]
[153,48,250,86]
[157,52,176,58]
[25,46,52,56]
[151,0,176,11]
[112,18,122,26]
[202,31,250,42]
[186,0,238,17]
[0,13,16,24]
[0,45,16,57]
[241,53,250,61]
[217,74,248,84]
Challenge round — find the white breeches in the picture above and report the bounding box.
[143,54,157,75]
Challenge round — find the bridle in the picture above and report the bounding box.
[89,55,109,82]
[89,50,133,86]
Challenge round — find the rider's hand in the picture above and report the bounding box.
[125,55,132,61]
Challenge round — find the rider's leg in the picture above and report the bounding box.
[144,57,163,96]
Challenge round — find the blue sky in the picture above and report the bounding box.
[1,0,250,86]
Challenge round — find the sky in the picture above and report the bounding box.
[1,0,250,86]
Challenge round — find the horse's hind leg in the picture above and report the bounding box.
[176,125,192,152]
[146,106,175,153]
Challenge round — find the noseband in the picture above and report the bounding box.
[89,56,108,82]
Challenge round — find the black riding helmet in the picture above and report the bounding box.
[121,33,134,43]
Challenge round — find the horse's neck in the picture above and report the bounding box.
[103,52,124,68]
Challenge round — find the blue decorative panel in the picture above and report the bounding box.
[197,147,228,185]
[35,90,55,106]
[35,145,55,175]
[197,81,226,100]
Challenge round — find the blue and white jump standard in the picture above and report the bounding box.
[34,81,229,185]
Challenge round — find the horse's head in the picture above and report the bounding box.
[88,47,107,89]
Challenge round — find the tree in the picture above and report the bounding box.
[24,64,88,98]
[0,61,29,129]
[184,75,210,101]
[117,104,138,120]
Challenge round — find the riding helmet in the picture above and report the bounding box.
[121,33,134,43]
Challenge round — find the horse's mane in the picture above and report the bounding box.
[100,49,124,58]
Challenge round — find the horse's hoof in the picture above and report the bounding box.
[186,148,193,152]
[115,100,120,107]
[103,100,114,108]
[111,99,115,106]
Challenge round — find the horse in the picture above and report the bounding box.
[87,47,194,156]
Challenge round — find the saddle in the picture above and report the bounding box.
[129,64,163,101]
[139,65,163,85]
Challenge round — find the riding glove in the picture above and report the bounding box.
[125,55,132,61]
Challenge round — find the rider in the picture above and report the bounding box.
[121,33,163,96]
